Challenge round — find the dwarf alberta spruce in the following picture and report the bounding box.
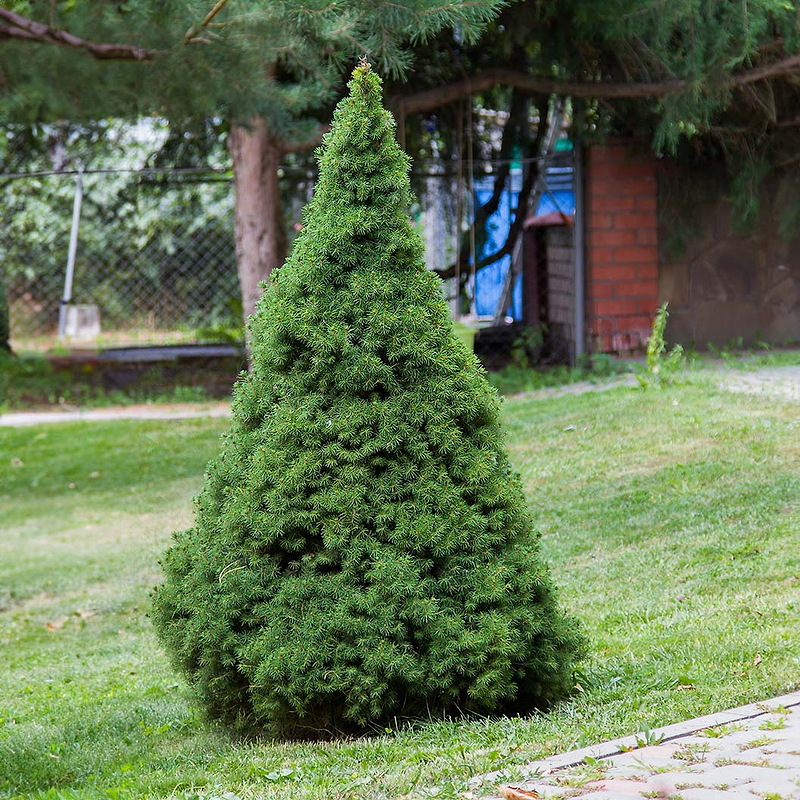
[151,64,584,737]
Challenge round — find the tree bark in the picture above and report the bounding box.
[228,117,287,325]
[391,53,800,117]
[0,7,162,59]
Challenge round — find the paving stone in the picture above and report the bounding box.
[516,783,572,797]
[708,739,742,761]
[731,751,783,766]
[766,767,800,782]
[759,753,800,769]
[479,692,800,800]
[621,755,686,770]
[739,776,800,796]
[603,765,654,780]
[582,778,647,795]
[643,771,710,793]
[605,754,653,769]
[738,738,783,752]
[679,789,758,800]
[693,765,787,787]
[713,731,772,749]
[629,745,680,760]
[762,739,800,755]
[679,735,726,749]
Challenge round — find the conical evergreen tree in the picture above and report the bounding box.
[151,63,584,738]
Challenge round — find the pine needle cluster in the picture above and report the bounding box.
[151,64,584,738]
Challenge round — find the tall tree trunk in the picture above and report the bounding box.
[0,265,10,353]
[228,117,287,326]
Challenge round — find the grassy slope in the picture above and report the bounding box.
[0,382,798,800]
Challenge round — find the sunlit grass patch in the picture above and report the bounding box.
[1,382,798,799]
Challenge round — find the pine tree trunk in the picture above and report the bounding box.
[0,265,10,353]
[228,117,287,325]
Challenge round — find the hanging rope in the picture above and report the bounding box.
[453,99,465,320]
[467,95,477,318]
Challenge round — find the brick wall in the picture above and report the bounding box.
[585,144,659,353]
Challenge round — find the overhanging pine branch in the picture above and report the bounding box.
[393,53,800,116]
[0,7,163,60]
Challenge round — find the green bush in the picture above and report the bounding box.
[637,302,685,388]
[151,64,584,738]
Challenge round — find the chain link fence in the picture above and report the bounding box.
[3,168,238,349]
[4,155,578,365]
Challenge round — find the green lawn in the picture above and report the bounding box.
[1,381,798,800]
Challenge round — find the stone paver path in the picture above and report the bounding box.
[486,691,800,800]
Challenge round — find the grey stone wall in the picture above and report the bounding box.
[659,177,800,348]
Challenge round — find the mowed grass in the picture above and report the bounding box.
[1,382,798,800]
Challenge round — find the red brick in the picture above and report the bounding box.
[590,247,615,265]
[592,144,642,161]
[592,229,638,247]
[617,178,656,195]
[590,213,613,230]
[592,333,612,352]
[592,264,637,281]
[588,148,615,166]
[612,330,647,351]
[589,179,617,197]
[639,297,660,314]
[614,280,658,298]
[590,161,654,180]
[611,333,632,352]
[594,299,640,316]
[625,315,655,331]
[591,282,615,299]
[587,161,616,180]
[637,228,658,246]
[614,246,658,264]
[615,212,657,229]
[636,194,657,211]
[592,317,617,335]
[590,195,636,212]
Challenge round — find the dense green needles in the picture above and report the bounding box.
[150,65,583,737]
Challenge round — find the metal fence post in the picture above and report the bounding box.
[573,138,586,362]
[58,168,84,338]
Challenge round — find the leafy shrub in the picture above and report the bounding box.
[151,64,584,738]
[637,302,685,388]
[510,324,546,368]
[487,353,630,396]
